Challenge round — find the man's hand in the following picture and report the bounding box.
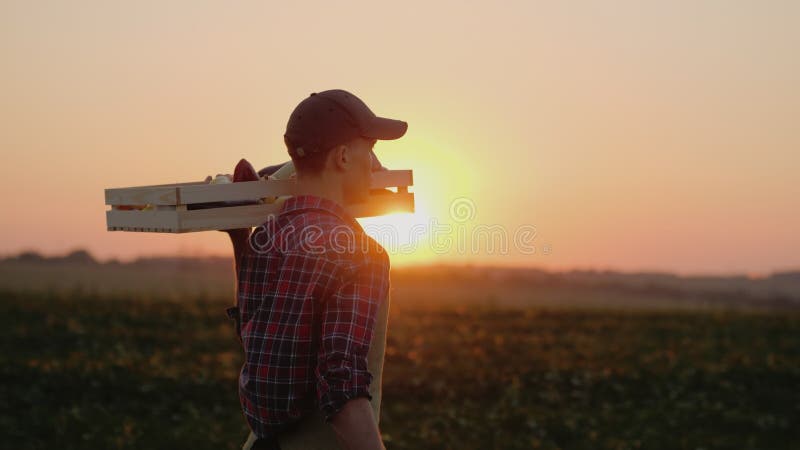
[328,397,386,450]
[201,172,250,275]
[202,173,246,235]
[206,158,261,238]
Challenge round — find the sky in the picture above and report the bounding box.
[0,0,798,275]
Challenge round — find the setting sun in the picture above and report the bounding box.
[358,197,436,266]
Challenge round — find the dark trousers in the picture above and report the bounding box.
[251,435,281,450]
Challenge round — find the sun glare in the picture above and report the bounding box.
[356,131,480,266]
[357,198,434,265]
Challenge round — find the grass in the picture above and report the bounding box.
[1,289,798,449]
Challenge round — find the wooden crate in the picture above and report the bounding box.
[105,170,414,233]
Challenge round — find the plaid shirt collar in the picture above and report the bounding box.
[279,194,364,233]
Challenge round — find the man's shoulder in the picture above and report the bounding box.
[289,209,386,256]
[247,202,389,277]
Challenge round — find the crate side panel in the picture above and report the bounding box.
[105,186,179,206]
[104,170,412,206]
[370,170,413,189]
[178,203,284,232]
[106,209,181,232]
[348,193,415,218]
[108,180,207,189]
[178,179,297,204]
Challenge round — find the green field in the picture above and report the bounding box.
[1,288,798,450]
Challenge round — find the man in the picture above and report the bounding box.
[224,89,407,450]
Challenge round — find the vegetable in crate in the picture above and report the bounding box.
[233,158,259,182]
[194,159,292,210]
[194,160,256,210]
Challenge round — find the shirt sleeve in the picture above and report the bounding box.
[315,251,390,422]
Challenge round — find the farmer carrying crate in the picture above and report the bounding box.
[225,89,407,450]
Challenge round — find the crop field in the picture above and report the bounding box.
[1,287,798,450]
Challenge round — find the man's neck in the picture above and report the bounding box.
[294,175,346,207]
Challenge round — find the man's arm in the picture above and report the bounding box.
[220,228,251,341]
[225,228,250,276]
[315,253,390,450]
[329,397,386,450]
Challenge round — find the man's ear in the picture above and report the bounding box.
[330,144,349,171]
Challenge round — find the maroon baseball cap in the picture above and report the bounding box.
[284,89,408,158]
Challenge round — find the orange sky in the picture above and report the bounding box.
[1,1,798,275]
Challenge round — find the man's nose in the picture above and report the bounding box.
[370,149,387,171]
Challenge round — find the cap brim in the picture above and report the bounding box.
[361,116,408,140]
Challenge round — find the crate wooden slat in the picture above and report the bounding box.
[368,170,413,190]
[179,179,297,204]
[106,209,181,232]
[347,192,415,219]
[105,170,414,233]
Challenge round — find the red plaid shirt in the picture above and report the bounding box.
[233,194,390,439]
